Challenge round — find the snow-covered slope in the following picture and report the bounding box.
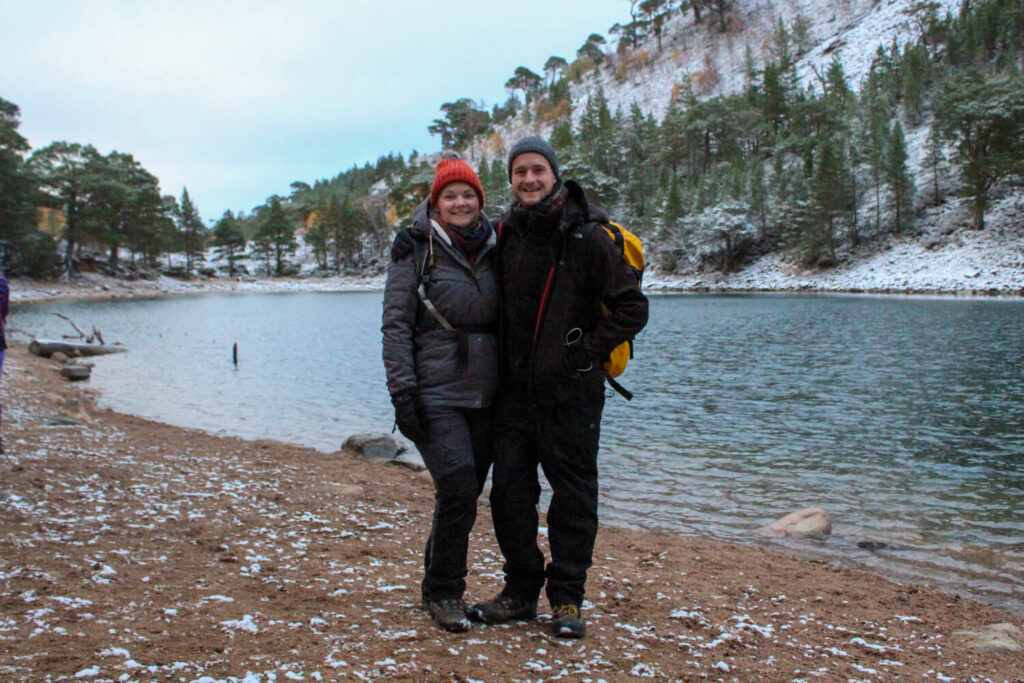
[570,0,963,123]
[646,194,1024,295]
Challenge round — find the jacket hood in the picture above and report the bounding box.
[409,198,433,240]
[564,180,609,226]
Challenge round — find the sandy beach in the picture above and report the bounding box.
[1,340,1022,681]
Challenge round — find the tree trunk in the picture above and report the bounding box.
[972,198,986,230]
[29,339,127,358]
[64,239,76,279]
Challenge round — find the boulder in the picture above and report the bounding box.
[760,506,832,538]
[51,351,70,364]
[59,365,92,382]
[392,451,427,472]
[342,433,405,461]
[952,623,1023,654]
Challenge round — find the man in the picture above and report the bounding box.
[469,137,648,638]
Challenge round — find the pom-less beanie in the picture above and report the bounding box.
[507,136,560,181]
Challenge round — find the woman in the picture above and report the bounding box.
[381,154,498,633]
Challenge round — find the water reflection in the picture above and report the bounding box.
[12,291,1024,613]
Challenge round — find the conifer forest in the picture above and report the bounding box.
[1,0,1022,280]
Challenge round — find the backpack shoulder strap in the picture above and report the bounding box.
[602,221,625,251]
[391,227,453,332]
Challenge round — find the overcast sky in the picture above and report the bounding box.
[1,0,628,221]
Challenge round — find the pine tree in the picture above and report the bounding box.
[747,160,769,242]
[255,196,297,276]
[212,209,247,276]
[576,88,616,176]
[863,100,889,233]
[0,97,53,277]
[660,82,701,175]
[900,43,930,123]
[28,141,98,277]
[661,174,684,239]
[935,68,1024,229]
[922,124,947,205]
[884,121,915,235]
[622,105,659,222]
[809,136,844,262]
[845,139,863,246]
[177,188,207,276]
[504,67,543,122]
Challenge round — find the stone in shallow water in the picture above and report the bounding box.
[759,506,831,538]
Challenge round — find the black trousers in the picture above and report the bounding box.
[416,405,492,601]
[489,390,604,607]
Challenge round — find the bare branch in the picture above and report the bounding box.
[52,312,86,340]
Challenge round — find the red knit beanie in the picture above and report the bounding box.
[430,157,485,209]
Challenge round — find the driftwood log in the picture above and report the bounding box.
[29,339,127,358]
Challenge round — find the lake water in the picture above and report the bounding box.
[11,292,1024,613]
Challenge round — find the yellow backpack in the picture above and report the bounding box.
[599,221,644,398]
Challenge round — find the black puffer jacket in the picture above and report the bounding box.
[497,181,649,406]
[382,200,499,408]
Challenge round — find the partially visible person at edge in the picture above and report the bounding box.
[468,137,649,639]
[381,154,498,633]
[0,270,9,455]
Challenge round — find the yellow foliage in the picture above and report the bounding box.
[483,131,506,156]
[551,98,572,122]
[36,206,64,237]
[385,204,399,227]
[566,57,597,83]
[614,49,651,82]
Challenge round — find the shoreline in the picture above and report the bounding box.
[9,271,1024,308]
[1,346,1022,679]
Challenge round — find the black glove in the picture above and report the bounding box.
[563,334,595,377]
[392,392,429,443]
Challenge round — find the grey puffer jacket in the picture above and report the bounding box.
[381,200,499,409]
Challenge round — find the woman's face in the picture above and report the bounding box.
[435,182,480,230]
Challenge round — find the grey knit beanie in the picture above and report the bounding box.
[507,136,560,181]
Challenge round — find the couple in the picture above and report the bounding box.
[381,137,649,637]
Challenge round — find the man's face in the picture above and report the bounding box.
[510,153,557,207]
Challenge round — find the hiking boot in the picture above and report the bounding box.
[424,598,471,633]
[551,603,586,639]
[467,591,538,624]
